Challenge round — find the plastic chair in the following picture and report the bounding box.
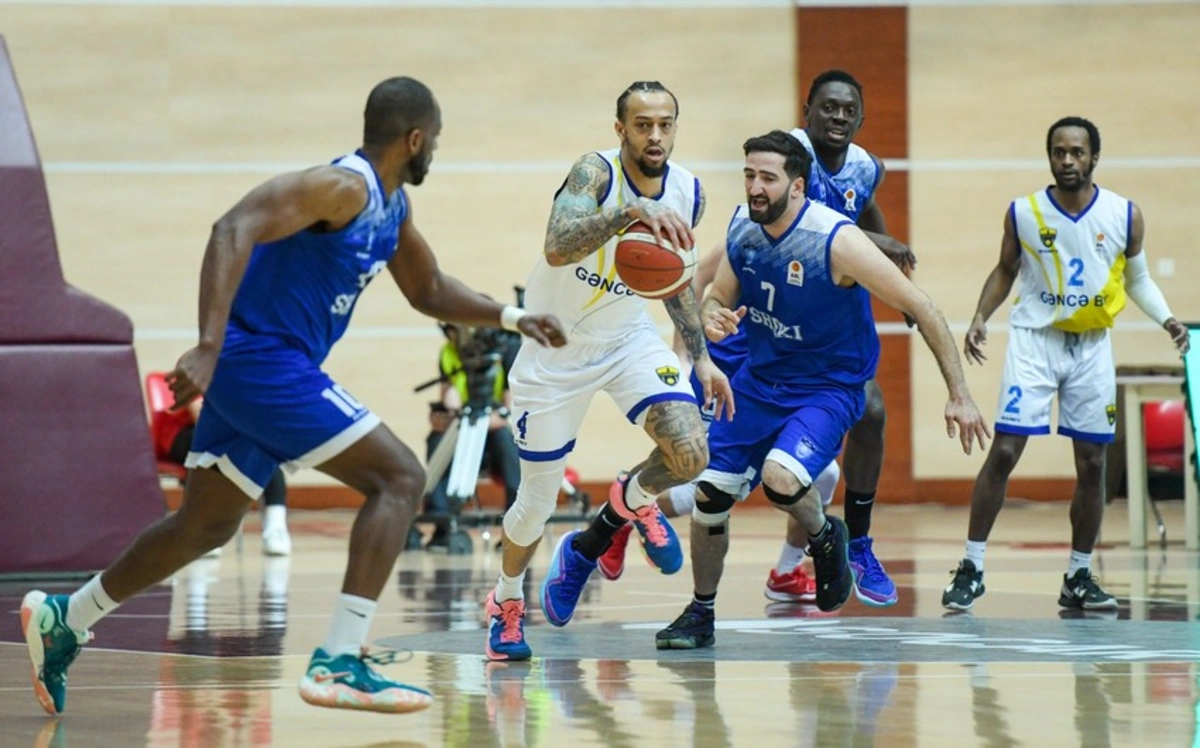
[1142,400,1186,547]
[145,372,189,483]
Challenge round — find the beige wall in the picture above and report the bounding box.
[2,5,794,484]
[908,3,1200,478]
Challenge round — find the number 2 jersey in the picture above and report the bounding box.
[521,147,702,346]
[726,200,880,403]
[1008,186,1131,333]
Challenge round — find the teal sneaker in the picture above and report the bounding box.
[21,591,90,715]
[298,647,433,714]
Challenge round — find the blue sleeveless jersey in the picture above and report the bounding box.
[726,201,880,400]
[789,129,880,223]
[226,150,407,364]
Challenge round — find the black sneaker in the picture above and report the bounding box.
[942,560,985,611]
[655,602,715,650]
[1058,569,1117,610]
[809,517,853,612]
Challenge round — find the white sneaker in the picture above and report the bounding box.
[262,526,292,557]
[202,545,223,559]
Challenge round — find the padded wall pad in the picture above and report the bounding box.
[0,345,164,575]
[0,37,131,345]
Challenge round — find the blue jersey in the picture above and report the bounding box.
[726,201,880,400]
[789,129,880,223]
[226,151,407,364]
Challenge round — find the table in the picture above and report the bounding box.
[1119,375,1197,549]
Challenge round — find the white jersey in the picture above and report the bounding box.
[1008,186,1131,333]
[522,147,702,346]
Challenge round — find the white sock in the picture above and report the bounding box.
[67,575,118,632]
[494,571,525,603]
[263,505,287,533]
[965,540,987,572]
[624,473,654,511]
[1068,550,1091,576]
[668,483,697,516]
[775,542,807,574]
[322,593,377,656]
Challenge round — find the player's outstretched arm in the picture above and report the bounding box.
[671,240,726,360]
[543,153,693,266]
[830,224,991,454]
[668,284,735,420]
[963,208,1022,365]
[1123,204,1189,354]
[167,166,369,408]
[699,248,744,343]
[858,157,917,273]
[390,212,566,348]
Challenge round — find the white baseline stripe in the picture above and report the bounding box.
[44,156,1200,176]
[133,319,1167,342]
[2,0,1195,6]
[799,0,1200,6]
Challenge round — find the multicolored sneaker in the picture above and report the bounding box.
[486,591,532,661]
[597,522,634,581]
[1058,568,1118,610]
[540,530,597,627]
[608,475,683,575]
[298,647,433,714]
[655,601,716,650]
[847,536,898,607]
[21,591,90,715]
[764,564,817,602]
[942,559,985,611]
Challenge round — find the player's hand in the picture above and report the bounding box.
[517,314,567,347]
[630,198,694,253]
[693,358,735,421]
[167,343,220,411]
[878,236,917,275]
[1165,317,1190,354]
[945,395,991,455]
[964,317,988,365]
[704,305,745,343]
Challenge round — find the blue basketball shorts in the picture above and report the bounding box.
[185,345,380,498]
[699,379,865,499]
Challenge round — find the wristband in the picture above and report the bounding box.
[500,305,527,332]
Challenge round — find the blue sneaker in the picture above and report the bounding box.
[21,591,90,715]
[847,536,898,607]
[298,647,433,714]
[609,475,683,575]
[540,530,597,627]
[485,591,532,661]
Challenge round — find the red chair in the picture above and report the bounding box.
[145,372,189,483]
[1144,400,1186,474]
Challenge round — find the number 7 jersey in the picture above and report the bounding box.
[1008,186,1131,333]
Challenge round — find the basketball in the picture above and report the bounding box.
[614,221,698,300]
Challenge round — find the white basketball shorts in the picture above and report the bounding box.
[507,323,697,461]
[994,325,1116,443]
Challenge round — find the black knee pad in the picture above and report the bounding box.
[763,482,809,507]
[696,481,738,515]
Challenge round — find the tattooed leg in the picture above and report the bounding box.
[636,399,710,493]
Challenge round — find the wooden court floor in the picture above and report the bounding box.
[3,502,1200,747]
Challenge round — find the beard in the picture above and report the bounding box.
[633,154,667,178]
[748,191,790,225]
[408,148,433,186]
[1054,161,1094,192]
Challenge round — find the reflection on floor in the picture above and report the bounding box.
[2,503,1199,747]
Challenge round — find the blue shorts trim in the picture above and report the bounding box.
[994,423,1051,436]
[626,392,697,424]
[518,439,577,462]
[1058,426,1115,444]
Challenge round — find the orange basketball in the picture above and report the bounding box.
[614,221,698,300]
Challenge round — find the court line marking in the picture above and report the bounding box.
[42,156,1200,175]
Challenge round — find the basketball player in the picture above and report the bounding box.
[656,131,988,648]
[942,117,1189,611]
[599,70,913,608]
[484,81,734,661]
[20,77,566,716]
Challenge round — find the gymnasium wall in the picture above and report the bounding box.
[3,1,1197,497]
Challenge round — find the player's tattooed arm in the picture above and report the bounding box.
[636,400,710,492]
[543,153,635,266]
[664,286,709,363]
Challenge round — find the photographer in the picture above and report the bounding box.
[424,319,521,550]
